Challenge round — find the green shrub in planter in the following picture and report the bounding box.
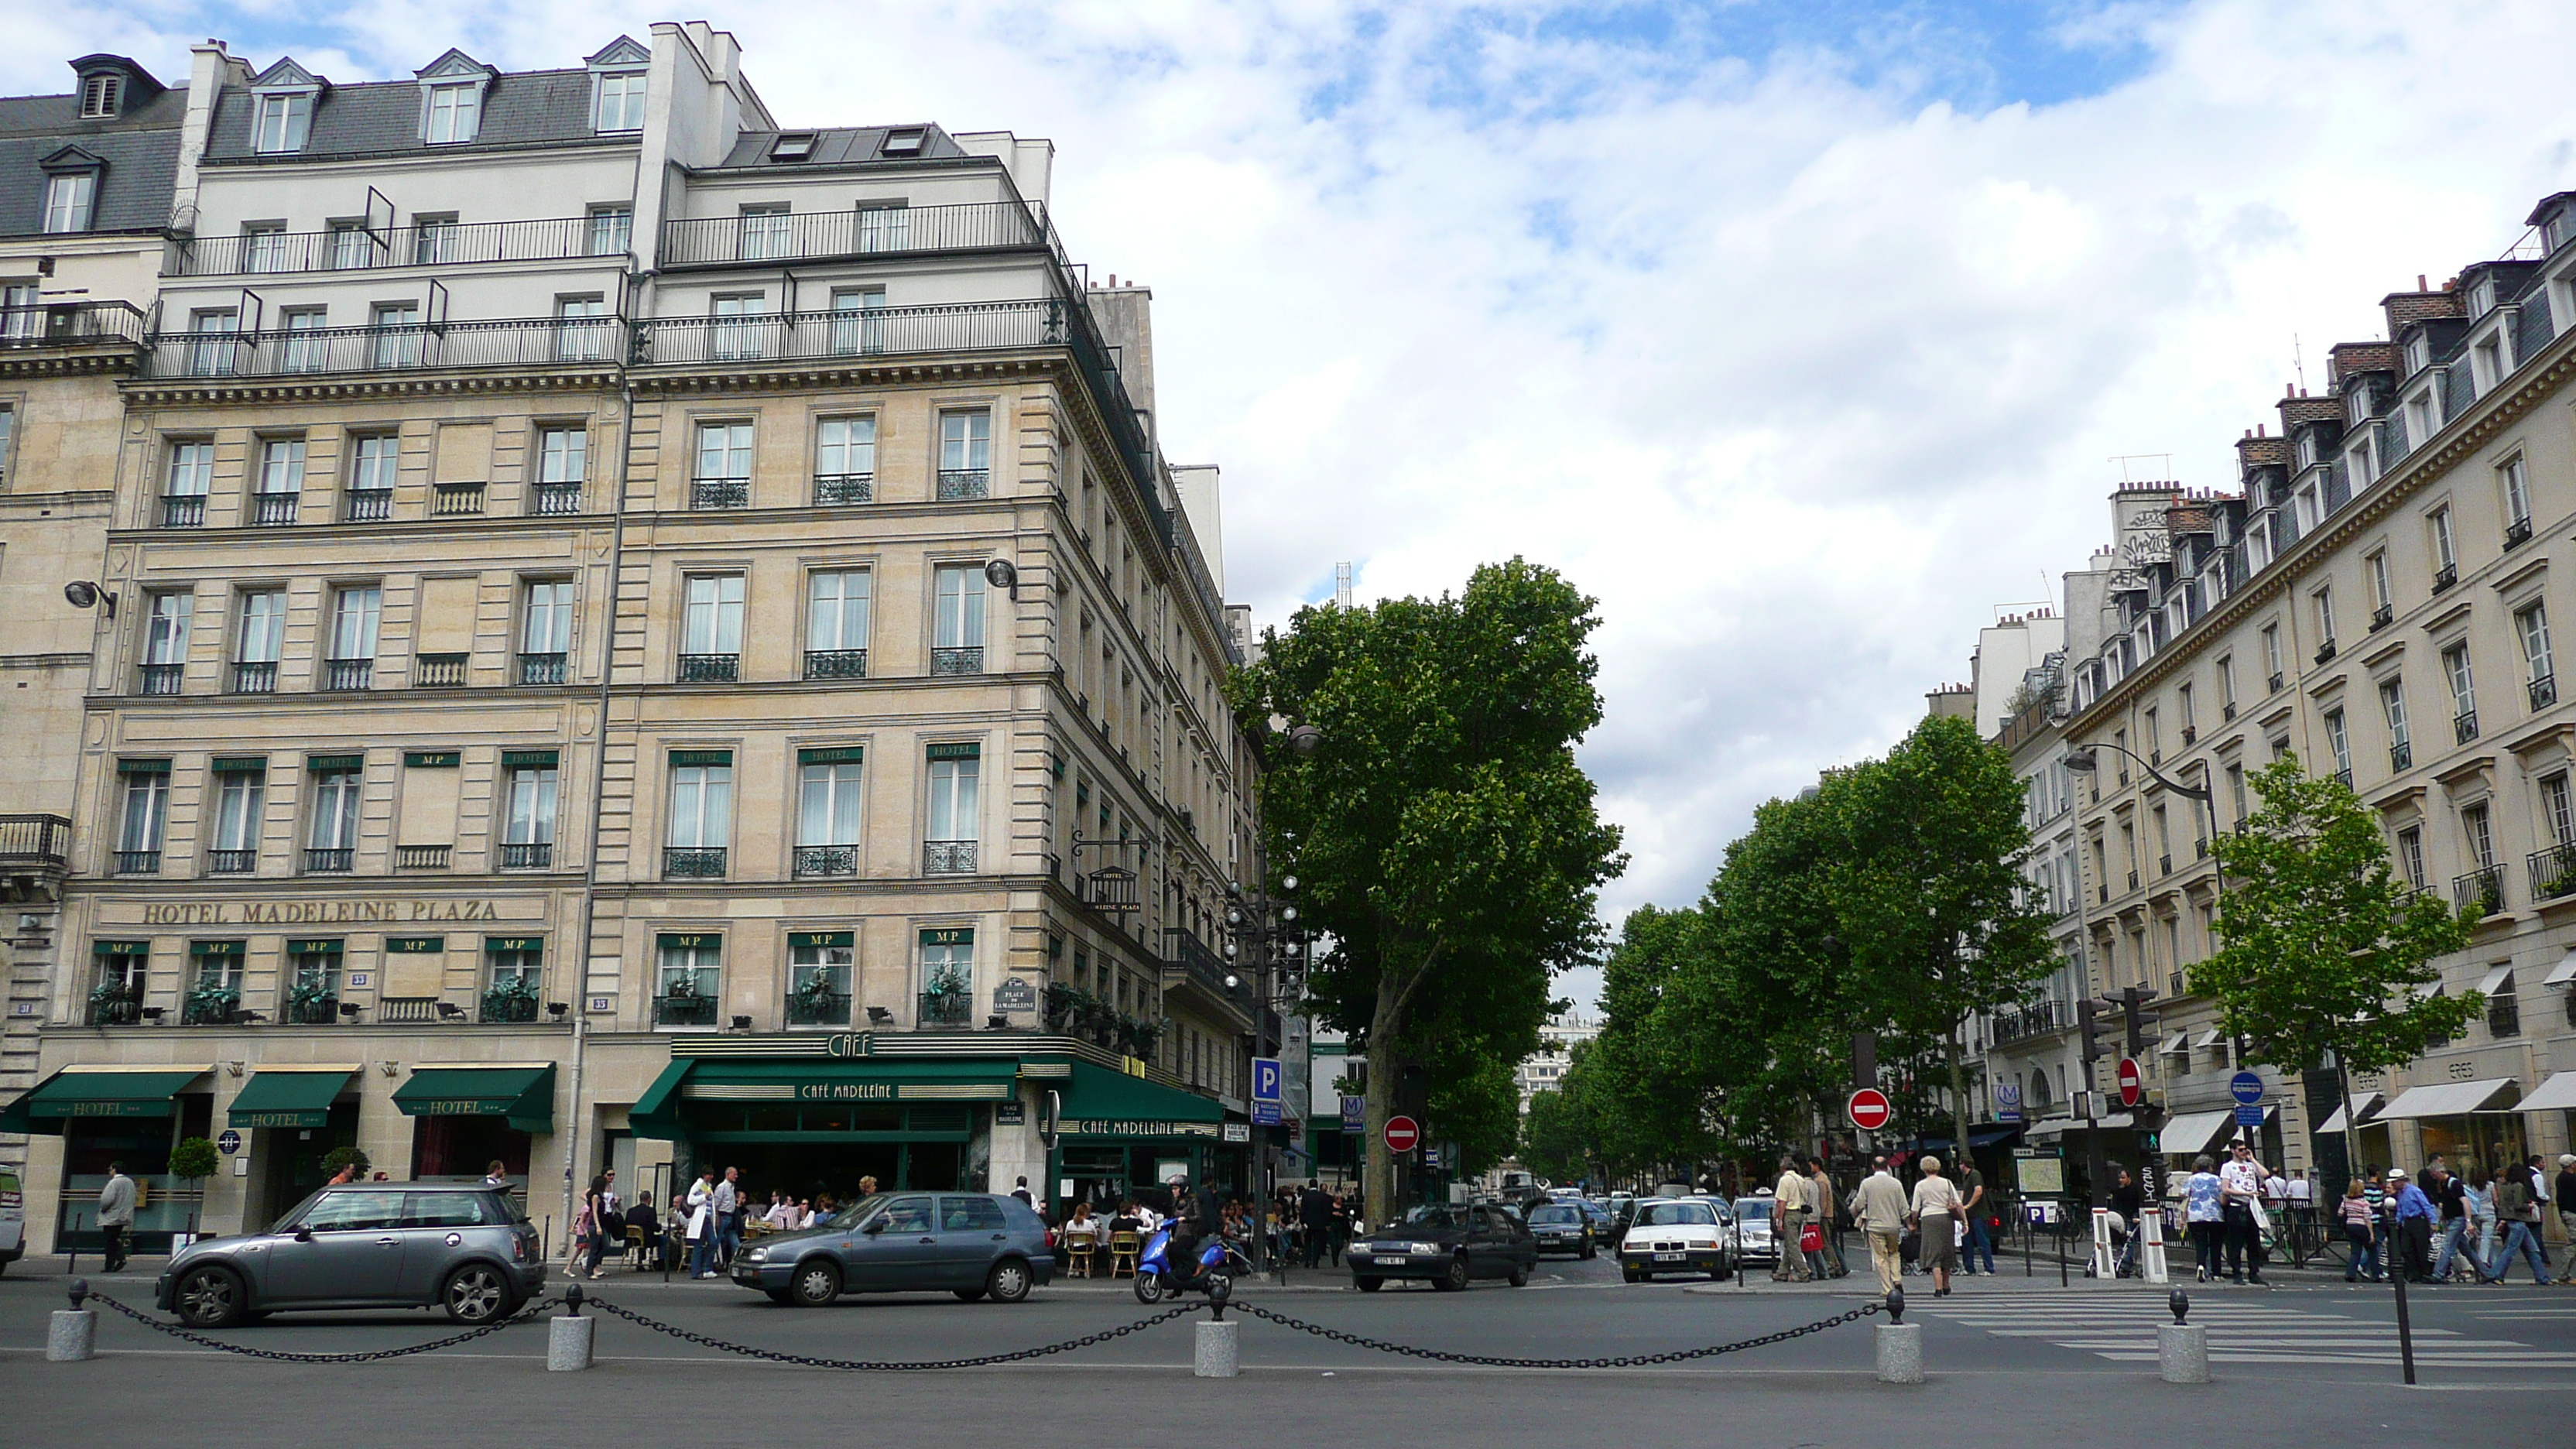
[170,1136,220,1183]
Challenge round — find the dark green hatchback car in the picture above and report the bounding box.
[731,1191,1057,1306]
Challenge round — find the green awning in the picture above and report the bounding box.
[1055,1060,1225,1139]
[1,1067,210,1135]
[227,1067,357,1129]
[630,1057,1023,1140]
[631,1058,694,1140]
[393,1065,556,1132]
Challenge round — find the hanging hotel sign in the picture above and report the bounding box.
[135,899,516,927]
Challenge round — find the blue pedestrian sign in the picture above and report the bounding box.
[2228,1070,2264,1105]
[2234,1104,2266,1127]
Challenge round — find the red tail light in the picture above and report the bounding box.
[512,1231,529,1262]
[1045,1228,1058,1249]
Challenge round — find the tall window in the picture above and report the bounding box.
[692,421,753,508]
[937,411,991,498]
[276,307,328,372]
[535,426,585,515]
[932,564,986,674]
[796,749,864,875]
[655,937,721,1025]
[306,760,362,871]
[234,590,285,692]
[2381,677,2411,769]
[2217,655,2236,710]
[2226,762,2245,822]
[709,293,767,361]
[253,92,311,152]
[503,759,558,866]
[814,416,875,502]
[665,755,731,878]
[2260,624,2283,684]
[554,295,609,361]
[2323,708,2350,780]
[141,592,191,694]
[829,287,886,356]
[485,940,542,1019]
[326,585,380,691]
[329,221,374,269]
[255,437,306,525]
[2516,602,2554,708]
[287,940,342,1023]
[805,570,871,679]
[2396,825,2426,889]
[2444,642,2477,737]
[2177,683,2194,733]
[2314,587,2337,646]
[857,204,910,252]
[245,224,290,274]
[371,302,421,367]
[586,205,633,257]
[425,84,481,144]
[115,762,169,873]
[2431,505,2458,582]
[210,762,263,872]
[594,71,646,132]
[2462,801,2496,869]
[925,744,979,873]
[410,214,461,266]
[680,575,744,680]
[43,173,95,233]
[348,434,398,519]
[187,309,238,377]
[736,204,790,261]
[520,581,573,685]
[1,285,35,341]
[2501,454,2531,533]
[919,929,973,1022]
[2542,772,2575,847]
[2368,551,2393,617]
[788,933,854,1024]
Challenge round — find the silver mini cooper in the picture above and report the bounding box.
[156,1182,545,1327]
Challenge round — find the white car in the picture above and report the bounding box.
[1617,1197,1732,1283]
[0,1168,24,1275]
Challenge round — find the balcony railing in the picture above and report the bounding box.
[1989,999,2066,1046]
[786,988,852,1027]
[689,478,748,509]
[519,652,567,686]
[413,653,467,687]
[0,299,146,349]
[2334,767,2353,787]
[433,481,485,516]
[923,841,978,875]
[931,646,983,676]
[112,848,160,875]
[499,841,553,869]
[375,997,441,1024]
[251,493,300,525]
[160,495,205,528]
[178,217,624,276]
[231,660,277,694]
[139,663,184,695]
[2528,841,2576,901]
[665,846,728,878]
[814,474,872,505]
[937,468,990,501]
[304,848,355,874]
[794,845,856,877]
[635,298,1070,369]
[2532,675,2557,711]
[803,649,867,680]
[2314,639,2338,665]
[2268,671,2285,693]
[2222,701,2237,721]
[395,844,450,871]
[206,848,255,874]
[2434,564,2458,593]
[2454,708,2480,744]
[2370,604,2394,632]
[2454,865,2504,914]
[2507,517,2534,549]
[1162,927,1252,1013]
[660,201,1056,268]
[344,488,392,522]
[2159,852,2174,874]
[2390,742,2413,772]
[323,659,374,691]
[530,481,583,516]
[653,993,719,1027]
[677,653,739,683]
[146,317,632,381]
[916,991,972,1028]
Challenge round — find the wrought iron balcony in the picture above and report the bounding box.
[2267,671,2285,694]
[146,316,632,381]
[2370,605,2393,632]
[0,298,146,348]
[1989,999,2067,1046]
[2333,767,2353,787]
[937,468,989,500]
[159,495,204,528]
[2434,564,2458,593]
[323,659,374,691]
[2453,865,2503,914]
[689,478,748,509]
[395,844,450,871]
[2127,869,2139,889]
[206,848,255,875]
[285,992,340,1026]
[2390,742,2413,772]
[677,653,739,683]
[2314,639,2338,666]
[803,649,867,680]
[112,849,160,875]
[1162,927,1252,1013]
[231,660,276,694]
[923,840,978,875]
[2532,675,2557,711]
[814,474,872,505]
[499,841,553,869]
[178,217,620,276]
[482,988,541,1023]
[139,663,184,696]
[304,848,355,874]
[251,493,299,525]
[2454,708,2480,744]
[530,481,583,516]
[916,990,972,1028]
[634,298,1070,368]
[659,200,1057,268]
[2221,701,2237,721]
[794,845,856,877]
[413,653,467,687]
[433,481,485,516]
[786,988,852,1027]
[2506,517,2533,549]
[930,646,983,676]
[2528,841,2576,901]
[344,488,392,522]
[2160,853,2174,874]
[519,652,567,686]
[664,846,728,878]
[653,993,719,1027]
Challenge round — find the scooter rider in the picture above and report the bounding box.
[1166,1171,1222,1289]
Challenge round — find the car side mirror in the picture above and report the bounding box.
[292,1227,314,1242]
[862,1218,886,1235]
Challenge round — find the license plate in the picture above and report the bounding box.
[1655,1252,1686,1262]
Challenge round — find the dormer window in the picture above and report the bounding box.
[2403,331,2430,375]
[80,71,122,118]
[2345,383,2372,426]
[880,128,926,158]
[43,171,94,232]
[426,84,480,143]
[771,133,815,162]
[2295,432,2316,469]
[594,71,646,132]
[253,92,311,152]
[2468,276,2496,317]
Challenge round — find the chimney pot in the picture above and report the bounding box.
[2417,274,2427,291]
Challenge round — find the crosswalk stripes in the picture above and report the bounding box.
[1906,1293,2576,1372]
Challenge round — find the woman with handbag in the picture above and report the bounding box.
[1908,1153,1965,1297]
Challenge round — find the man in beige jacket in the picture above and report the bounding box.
[1772,1155,1813,1281]
[1848,1155,1910,1295]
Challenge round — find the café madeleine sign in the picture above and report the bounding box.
[132,898,519,926]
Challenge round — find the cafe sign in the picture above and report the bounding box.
[795,1081,895,1101]
[1059,1118,1222,1139]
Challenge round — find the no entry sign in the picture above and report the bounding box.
[1846,1088,1893,1132]
[1383,1115,1421,1153]
[2117,1057,2143,1108]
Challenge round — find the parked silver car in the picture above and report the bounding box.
[156,1182,544,1327]
[731,1191,1057,1305]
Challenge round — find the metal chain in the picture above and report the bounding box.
[582,1294,1208,1371]
[1223,1297,1885,1368]
[84,1289,557,1362]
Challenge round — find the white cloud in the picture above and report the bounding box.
[19,1,2576,1011]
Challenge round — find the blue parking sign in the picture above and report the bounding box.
[1252,1057,1283,1105]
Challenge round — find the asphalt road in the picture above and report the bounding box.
[6,1248,2571,1445]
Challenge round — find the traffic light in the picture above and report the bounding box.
[2078,997,2105,1064]
[2122,988,2151,1057]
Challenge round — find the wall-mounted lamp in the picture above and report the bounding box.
[139,1006,165,1023]
[985,1013,1010,1030]
[866,1005,893,1024]
[984,558,1019,601]
[729,1015,752,1032]
[434,1001,465,1020]
[546,1002,569,1020]
[63,580,116,618]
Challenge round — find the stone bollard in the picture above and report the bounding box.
[49,1278,97,1362]
[2158,1289,2208,1385]
[1194,1320,1239,1378]
[1875,1286,1923,1384]
[549,1281,596,1372]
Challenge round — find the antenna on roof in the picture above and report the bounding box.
[2291,333,2304,393]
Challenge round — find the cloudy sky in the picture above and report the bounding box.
[24,2,2576,1008]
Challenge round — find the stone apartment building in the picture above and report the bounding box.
[0,23,1271,1254]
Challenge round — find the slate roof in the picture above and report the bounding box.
[204,67,624,162]
[0,89,183,238]
[0,84,190,139]
[712,125,971,169]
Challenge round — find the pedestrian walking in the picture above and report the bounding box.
[1852,1155,1910,1297]
[2217,1141,2267,1284]
[2487,1161,2548,1284]
[685,1168,720,1279]
[2524,1155,2555,1274]
[1771,1154,1812,1283]
[1299,1180,1334,1269]
[97,1160,135,1273]
[1807,1159,1846,1277]
[1908,1153,1963,1297]
[1958,1155,1994,1276]
[714,1166,742,1266]
[2386,1169,2436,1283]
[2184,1155,2225,1282]
[1009,1176,1035,1208]
[581,1173,613,1279]
[2338,1178,2380,1283]
[2110,1167,2145,1278]
[2427,1160,2472,1282]
[482,1160,512,1189]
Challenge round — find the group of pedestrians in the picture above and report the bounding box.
[2333,1152,2572,1286]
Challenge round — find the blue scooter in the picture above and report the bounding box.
[1132,1225,1234,1304]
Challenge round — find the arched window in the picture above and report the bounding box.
[2027,1068,2053,1114]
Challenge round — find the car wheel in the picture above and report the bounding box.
[1507,1266,1529,1287]
[790,1258,841,1307]
[986,1259,1033,1304]
[954,1288,988,1302]
[441,1263,513,1324]
[765,1289,795,1306]
[1133,1272,1166,1305]
[1355,1276,1383,1293]
[1436,1254,1470,1292]
[173,1265,246,1328]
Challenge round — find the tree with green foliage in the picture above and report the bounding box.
[2201,756,2481,1179]
[1238,559,1624,1217]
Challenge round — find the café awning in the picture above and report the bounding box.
[2378,1077,2519,1120]
[227,1066,358,1129]
[628,1057,1022,1140]
[2316,1091,2384,1135]
[2517,1073,2576,1112]
[392,1064,556,1132]
[1055,1060,1225,1139]
[2156,1109,2242,1157]
[0,1066,211,1135]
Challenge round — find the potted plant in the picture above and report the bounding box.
[481,972,539,1023]
[182,981,239,1026]
[86,979,140,1026]
[320,1146,372,1181]
[286,978,338,1026]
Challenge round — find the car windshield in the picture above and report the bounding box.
[1528,1205,1581,1224]
[1734,1200,1773,1224]
[827,1194,891,1230]
[1399,1204,1466,1231]
[1639,1201,1717,1227]
[270,1188,327,1234]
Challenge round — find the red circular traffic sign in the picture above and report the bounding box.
[2116,1058,2143,1108]
[1383,1115,1420,1153]
[1846,1089,1893,1132]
